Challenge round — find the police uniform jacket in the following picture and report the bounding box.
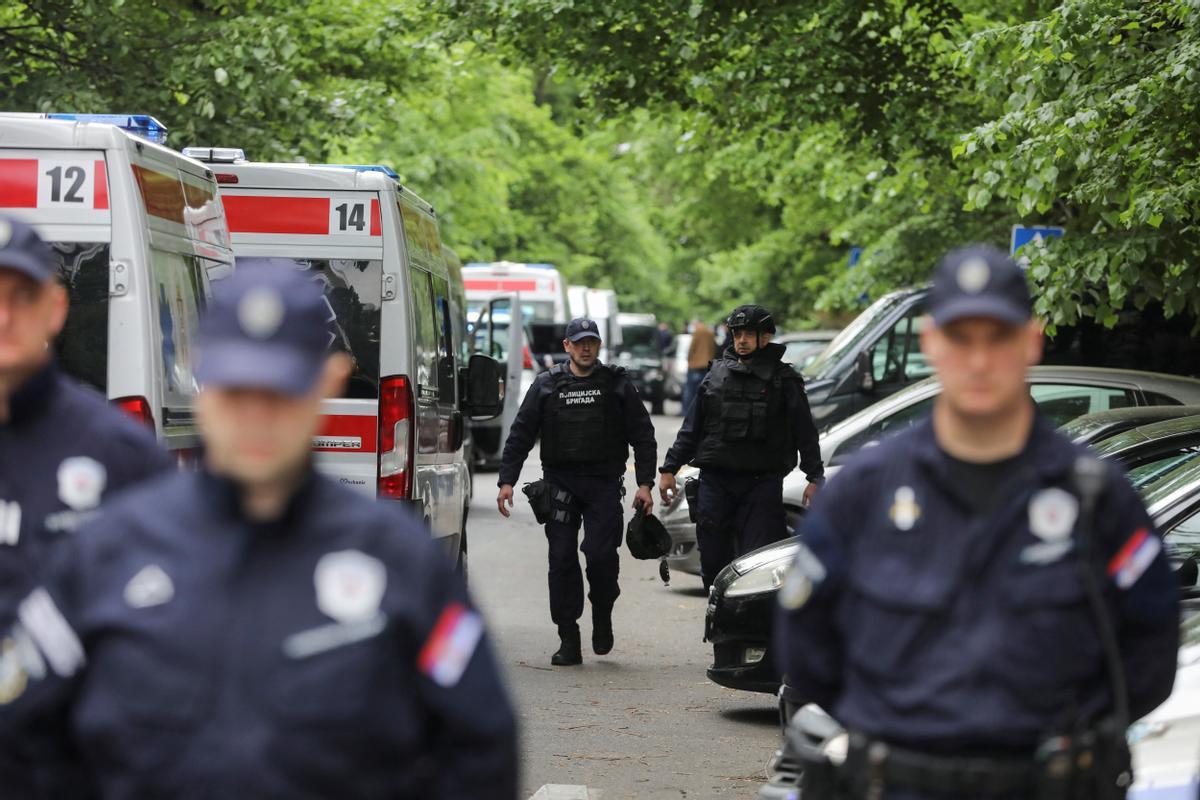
[661,343,824,480]
[775,415,1179,751]
[498,362,657,488]
[0,468,518,800]
[0,364,171,617]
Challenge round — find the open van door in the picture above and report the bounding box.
[468,294,529,467]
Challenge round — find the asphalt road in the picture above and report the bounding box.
[468,405,781,800]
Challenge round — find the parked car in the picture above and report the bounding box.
[799,285,1200,431]
[776,330,838,373]
[661,368,1200,582]
[664,332,692,401]
[1061,405,1200,447]
[617,312,666,414]
[707,387,1200,694]
[1128,612,1200,799]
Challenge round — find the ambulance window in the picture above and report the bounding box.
[150,249,204,416]
[431,274,456,404]
[294,259,382,400]
[50,242,110,392]
[408,267,438,391]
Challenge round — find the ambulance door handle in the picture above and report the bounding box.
[109,260,131,297]
[382,272,398,301]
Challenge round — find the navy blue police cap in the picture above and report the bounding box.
[566,317,602,342]
[929,244,1033,327]
[0,214,56,284]
[195,258,333,396]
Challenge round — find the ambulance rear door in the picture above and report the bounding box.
[222,187,385,496]
[472,294,526,460]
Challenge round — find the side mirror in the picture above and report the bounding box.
[464,354,504,420]
[856,351,875,393]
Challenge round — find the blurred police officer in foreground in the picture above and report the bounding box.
[0,261,518,799]
[659,305,824,590]
[776,246,1178,799]
[497,317,657,666]
[0,213,171,615]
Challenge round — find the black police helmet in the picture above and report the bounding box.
[626,508,671,560]
[725,304,776,334]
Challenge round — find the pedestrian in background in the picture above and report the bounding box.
[497,317,657,666]
[660,305,824,590]
[776,246,1178,799]
[0,261,518,799]
[682,316,717,415]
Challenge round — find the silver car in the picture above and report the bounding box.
[662,367,1200,580]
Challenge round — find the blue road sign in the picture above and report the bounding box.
[1010,225,1064,255]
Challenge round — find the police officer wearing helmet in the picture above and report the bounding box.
[775,246,1179,800]
[659,304,824,590]
[0,261,518,799]
[497,317,657,667]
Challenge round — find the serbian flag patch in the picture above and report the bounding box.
[1107,528,1161,590]
[418,604,484,688]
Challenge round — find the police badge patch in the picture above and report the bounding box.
[315,550,387,624]
[57,457,107,511]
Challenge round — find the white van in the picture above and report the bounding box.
[463,260,571,323]
[0,114,235,457]
[585,287,622,362]
[183,149,505,567]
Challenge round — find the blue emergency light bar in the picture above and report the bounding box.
[47,114,169,144]
[312,164,399,180]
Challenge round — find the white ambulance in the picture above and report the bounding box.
[463,260,571,323]
[0,114,235,457]
[182,149,505,567]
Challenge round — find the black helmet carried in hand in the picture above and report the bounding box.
[725,304,776,334]
[626,508,671,560]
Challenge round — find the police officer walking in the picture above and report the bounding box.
[0,214,171,614]
[0,261,518,799]
[659,305,824,590]
[497,317,657,667]
[775,246,1179,799]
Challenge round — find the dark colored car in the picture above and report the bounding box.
[801,285,1200,431]
[708,413,1200,695]
[1060,404,1200,446]
[616,313,666,414]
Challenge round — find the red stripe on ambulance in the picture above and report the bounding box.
[0,159,39,208]
[463,279,539,292]
[94,160,108,209]
[370,199,381,236]
[223,195,329,235]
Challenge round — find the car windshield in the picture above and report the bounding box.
[1127,450,1200,490]
[1141,454,1200,511]
[804,291,914,381]
[620,325,659,357]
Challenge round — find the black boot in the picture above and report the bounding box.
[551,623,582,666]
[592,605,614,655]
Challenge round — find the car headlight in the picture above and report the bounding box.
[725,558,792,597]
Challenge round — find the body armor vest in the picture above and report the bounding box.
[540,365,629,467]
[695,359,796,473]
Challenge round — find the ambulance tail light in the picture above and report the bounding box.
[523,346,533,370]
[378,375,414,499]
[113,396,155,428]
[214,174,239,184]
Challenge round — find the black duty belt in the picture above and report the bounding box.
[848,736,1034,796]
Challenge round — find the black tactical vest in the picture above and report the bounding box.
[695,359,796,473]
[540,365,629,468]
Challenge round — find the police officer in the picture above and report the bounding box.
[496,317,657,666]
[659,304,824,590]
[775,246,1179,799]
[0,262,518,798]
[0,214,171,615]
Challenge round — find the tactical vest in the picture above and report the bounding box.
[540,365,629,468]
[695,360,796,473]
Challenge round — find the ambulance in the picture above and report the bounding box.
[0,114,235,457]
[182,148,505,567]
[463,260,571,323]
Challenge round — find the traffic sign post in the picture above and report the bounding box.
[1010,225,1064,256]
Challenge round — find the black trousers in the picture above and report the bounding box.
[543,472,623,627]
[695,469,787,589]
